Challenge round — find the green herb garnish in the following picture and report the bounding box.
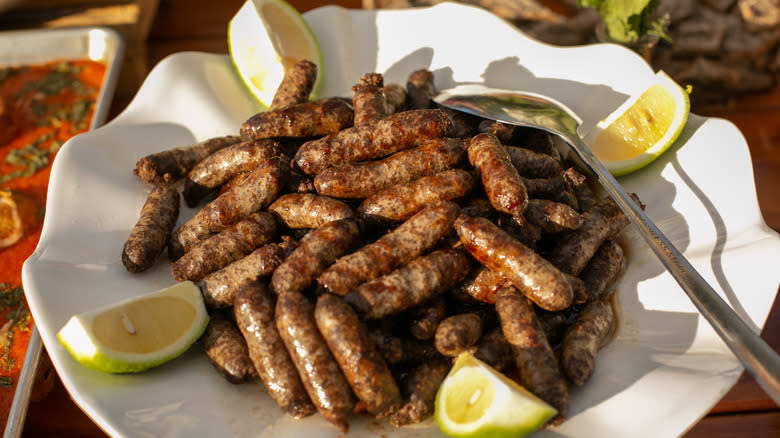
[578,0,670,46]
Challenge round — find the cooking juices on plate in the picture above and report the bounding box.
[0,58,107,422]
[118,62,636,433]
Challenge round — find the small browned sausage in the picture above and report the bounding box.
[198,242,285,309]
[407,296,447,340]
[276,234,301,256]
[523,198,585,233]
[521,167,586,210]
[441,107,480,138]
[368,324,444,367]
[273,166,311,195]
[536,308,571,348]
[382,82,407,114]
[171,211,278,282]
[561,166,588,189]
[352,72,389,126]
[468,133,529,221]
[560,298,615,386]
[275,138,306,161]
[367,322,403,365]
[182,139,280,207]
[455,264,508,304]
[122,183,180,273]
[460,197,497,220]
[357,169,475,223]
[315,293,402,419]
[240,97,353,140]
[454,214,573,312]
[133,135,242,183]
[317,202,461,296]
[573,179,599,212]
[546,194,641,276]
[267,193,355,229]
[271,218,362,295]
[504,145,563,179]
[478,120,516,144]
[498,214,543,250]
[294,109,452,175]
[169,156,288,259]
[313,137,466,199]
[200,314,257,384]
[515,127,562,162]
[396,337,443,366]
[406,69,435,110]
[579,239,625,303]
[566,273,588,305]
[389,357,452,427]
[234,283,315,418]
[472,327,513,372]
[219,171,251,195]
[495,285,568,422]
[434,312,483,357]
[346,248,471,320]
[275,291,355,432]
[269,59,318,111]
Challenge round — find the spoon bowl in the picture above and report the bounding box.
[434,84,780,407]
[436,84,584,146]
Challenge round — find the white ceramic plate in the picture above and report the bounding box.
[22,3,780,437]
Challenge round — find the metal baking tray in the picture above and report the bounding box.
[0,25,124,437]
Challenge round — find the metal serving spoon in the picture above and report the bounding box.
[434,84,780,406]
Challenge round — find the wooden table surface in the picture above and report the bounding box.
[15,0,780,436]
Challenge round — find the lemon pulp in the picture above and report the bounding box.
[58,281,209,373]
[92,296,197,354]
[445,367,496,424]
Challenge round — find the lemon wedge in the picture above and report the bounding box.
[228,0,323,108]
[57,281,209,374]
[435,352,557,438]
[585,70,690,177]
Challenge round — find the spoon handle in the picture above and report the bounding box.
[570,136,780,407]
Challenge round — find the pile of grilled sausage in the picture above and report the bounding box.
[121,60,642,432]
